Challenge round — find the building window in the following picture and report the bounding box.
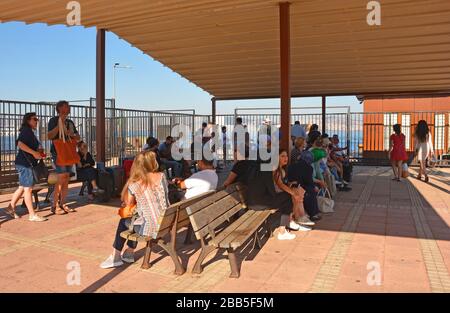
[384,113,397,150]
[435,114,445,150]
[401,114,411,150]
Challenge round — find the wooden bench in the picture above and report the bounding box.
[186,183,276,278]
[119,191,214,275]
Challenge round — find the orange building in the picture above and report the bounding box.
[361,94,450,160]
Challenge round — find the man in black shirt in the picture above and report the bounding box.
[47,101,80,214]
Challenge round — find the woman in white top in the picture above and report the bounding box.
[414,120,434,182]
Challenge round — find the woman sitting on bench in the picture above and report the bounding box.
[100,151,170,269]
[76,141,102,201]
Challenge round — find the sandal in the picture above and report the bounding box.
[54,206,67,215]
[61,204,76,213]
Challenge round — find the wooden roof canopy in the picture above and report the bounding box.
[1,0,450,99]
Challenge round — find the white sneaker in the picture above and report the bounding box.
[289,221,301,231]
[121,251,135,264]
[28,215,47,222]
[100,255,124,269]
[277,231,296,240]
[296,216,315,226]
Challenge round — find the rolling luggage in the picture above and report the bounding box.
[97,170,113,202]
[106,166,125,197]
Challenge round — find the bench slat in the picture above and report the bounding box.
[185,184,239,216]
[193,203,243,239]
[189,191,241,232]
[207,210,256,247]
[226,210,274,249]
[215,210,268,249]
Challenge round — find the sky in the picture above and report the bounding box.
[0,22,362,115]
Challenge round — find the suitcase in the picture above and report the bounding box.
[106,166,125,197]
[97,171,113,202]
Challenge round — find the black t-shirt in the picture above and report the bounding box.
[48,116,78,156]
[15,127,40,168]
[287,159,314,188]
[231,160,257,185]
[78,152,95,169]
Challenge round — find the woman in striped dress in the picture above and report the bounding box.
[101,151,169,269]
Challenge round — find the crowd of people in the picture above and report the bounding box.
[2,101,438,269]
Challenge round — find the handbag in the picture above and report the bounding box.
[118,204,136,219]
[52,118,80,166]
[402,163,409,178]
[317,188,335,214]
[21,150,49,184]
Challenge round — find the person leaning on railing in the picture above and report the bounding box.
[4,112,47,222]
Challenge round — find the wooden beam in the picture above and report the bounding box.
[279,2,291,152]
[96,28,106,163]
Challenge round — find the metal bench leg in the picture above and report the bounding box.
[157,239,186,275]
[252,231,262,250]
[227,248,240,278]
[33,191,40,211]
[184,225,194,245]
[192,240,216,275]
[44,185,54,203]
[141,241,152,270]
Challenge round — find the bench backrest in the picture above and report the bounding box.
[185,183,247,240]
[155,190,215,239]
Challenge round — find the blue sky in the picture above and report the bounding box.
[0,22,361,114]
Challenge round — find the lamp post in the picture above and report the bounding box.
[113,62,132,104]
[112,63,132,162]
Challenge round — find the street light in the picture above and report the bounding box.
[113,62,132,105]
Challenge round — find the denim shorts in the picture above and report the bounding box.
[52,154,74,174]
[16,165,34,188]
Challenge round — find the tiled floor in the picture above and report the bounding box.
[0,166,449,292]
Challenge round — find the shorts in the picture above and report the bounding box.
[16,165,34,188]
[52,154,74,174]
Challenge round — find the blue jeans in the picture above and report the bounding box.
[113,218,141,251]
[16,165,34,187]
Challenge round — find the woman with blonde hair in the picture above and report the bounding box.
[100,151,169,269]
[414,120,434,182]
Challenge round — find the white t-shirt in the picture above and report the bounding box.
[184,169,218,199]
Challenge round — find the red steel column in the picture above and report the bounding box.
[96,28,106,163]
[322,96,326,134]
[280,2,291,152]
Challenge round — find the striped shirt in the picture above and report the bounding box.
[128,174,169,239]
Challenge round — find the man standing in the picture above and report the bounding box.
[291,121,306,143]
[220,126,229,167]
[47,101,80,215]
